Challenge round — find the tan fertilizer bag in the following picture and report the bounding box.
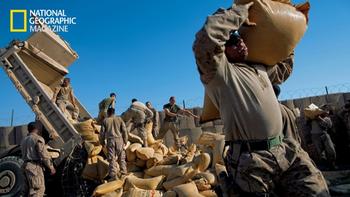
[236,0,310,66]
[201,1,310,122]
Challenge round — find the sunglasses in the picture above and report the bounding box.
[226,31,242,46]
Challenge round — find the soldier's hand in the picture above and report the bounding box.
[242,2,254,10]
[50,167,56,175]
[243,18,256,27]
[241,2,256,27]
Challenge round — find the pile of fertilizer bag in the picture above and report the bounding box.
[73,118,227,197]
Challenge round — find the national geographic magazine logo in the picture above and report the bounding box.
[10,9,77,33]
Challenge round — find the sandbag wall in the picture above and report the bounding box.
[0,125,28,154]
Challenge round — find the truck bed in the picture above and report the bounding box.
[0,29,91,165]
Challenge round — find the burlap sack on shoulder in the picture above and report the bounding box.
[235,0,310,66]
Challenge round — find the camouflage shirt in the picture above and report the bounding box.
[21,133,53,169]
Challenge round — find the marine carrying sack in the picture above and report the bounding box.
[235,0,310,66]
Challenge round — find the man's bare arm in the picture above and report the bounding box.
[164,108,177,117]
[179,109,199,119]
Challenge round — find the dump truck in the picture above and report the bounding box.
[0,27,98,197]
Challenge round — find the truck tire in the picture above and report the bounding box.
[0,156,27,197]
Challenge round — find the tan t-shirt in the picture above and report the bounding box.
[193,5,293,141]
[100,116,128,144]
[56,86,73,101]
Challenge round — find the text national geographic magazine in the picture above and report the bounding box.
[0,0,350,196]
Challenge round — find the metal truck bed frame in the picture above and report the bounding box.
[0,29,91,165]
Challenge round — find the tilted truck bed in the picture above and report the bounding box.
[0,28,91,165]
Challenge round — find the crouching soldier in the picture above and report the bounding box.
[100,108,128,181]
[21,122,56,197]
[52,78,79,122]
[122,99,153,147]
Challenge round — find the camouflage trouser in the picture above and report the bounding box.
[157,121,180,147]
[152,123,159,139]
[107,137,127,179]
[56,100,79,120]
[224,139,330,196]
[311,132,336,163]
[23,162,45,197]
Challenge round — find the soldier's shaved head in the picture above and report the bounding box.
[169,96,176,105]
[62,77,71,87]
[27,122,37,133]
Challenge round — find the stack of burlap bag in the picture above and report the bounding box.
[72,118,220,196]
[73,119,110,180]
[87,121,225,197]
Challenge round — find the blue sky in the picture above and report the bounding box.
[0,0,349,126]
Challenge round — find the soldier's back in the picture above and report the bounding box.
[21,133,44,161]
[103,116,123,138]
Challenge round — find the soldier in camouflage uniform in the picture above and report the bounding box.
[52,78,79,121]
[310,113,337,169]
[97,93,116,124]
[193,2,329,196]
[99,108,128,180]
[21,122,56,197]
[146,101,159,138]
[122,99,153,147]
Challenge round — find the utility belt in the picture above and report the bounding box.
[225,133,284,153]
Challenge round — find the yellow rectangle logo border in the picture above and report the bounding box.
[10,10,27,32]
